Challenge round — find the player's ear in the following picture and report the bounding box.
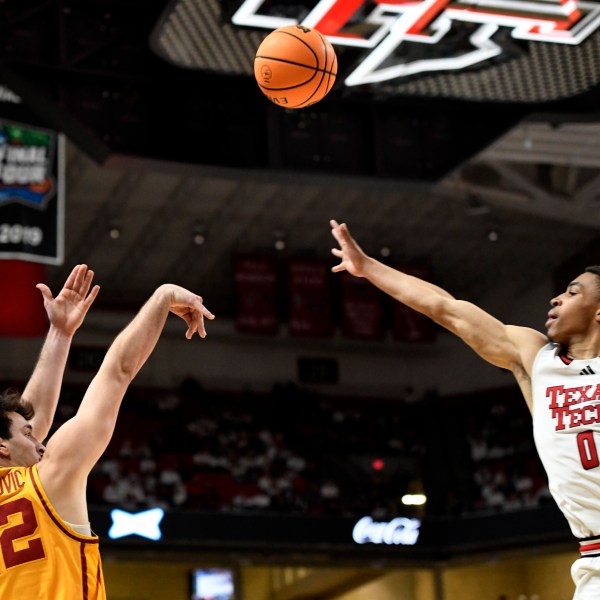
[0,439,10,458]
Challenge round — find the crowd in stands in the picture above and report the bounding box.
[43,379,551,519]
[444,387,552,515]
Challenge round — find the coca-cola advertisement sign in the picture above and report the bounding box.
[352,516,421,546]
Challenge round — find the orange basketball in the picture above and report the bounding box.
[254,25,337,109]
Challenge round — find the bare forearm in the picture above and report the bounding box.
[41,283,211,489]
[23,326,73,440]
[51,289,173,476]
[105,286,172,381]
[362,256,455,315]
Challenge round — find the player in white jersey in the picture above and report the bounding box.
[330,219,600,600]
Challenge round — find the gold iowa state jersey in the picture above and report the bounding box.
[0,464,105,600]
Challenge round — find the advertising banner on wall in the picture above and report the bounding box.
[0,118,64,265]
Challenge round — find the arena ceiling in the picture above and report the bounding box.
[56,124,600,316]
[0,0,599,317]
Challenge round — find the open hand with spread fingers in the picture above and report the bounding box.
[36,264,100,337]
[330,219,371,278]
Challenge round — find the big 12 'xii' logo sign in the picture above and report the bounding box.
[231,0,600,86]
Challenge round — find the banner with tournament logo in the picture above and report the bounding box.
[0,118,64,264]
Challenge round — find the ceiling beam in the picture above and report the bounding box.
[441,166,600,231]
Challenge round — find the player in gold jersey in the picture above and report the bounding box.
[0,264,100,598]
[0,272,214,599]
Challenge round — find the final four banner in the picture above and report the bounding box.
[0,118,64,265]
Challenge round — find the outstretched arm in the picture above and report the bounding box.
[330,220,546,373]
[22,264,99,442]
[38,284,214,522]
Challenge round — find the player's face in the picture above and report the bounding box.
[546,273,600,344]
[0,412,45,467]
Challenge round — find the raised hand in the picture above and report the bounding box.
[330,219,370,278]
[36,264,100,337]
[164,284,215,339]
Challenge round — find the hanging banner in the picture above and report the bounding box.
[234,255,279,334]
[0,118,64,264]
[340,271,384,340]
[288,259,333,337]
[392,265,437,342]
[0,260,48,337]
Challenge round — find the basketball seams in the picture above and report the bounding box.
[295,31,334,108]
[255,55,337,74]
[319,32,335,96]
[254,57,336,92]
[295,34,328,107]
[298,72,327,108]
[256,64,336,102]
[255,59,320,90]
[254,25,337,109]
[273,30,320,68]
[324,53,338,94]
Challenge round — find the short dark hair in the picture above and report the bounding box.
[0,389,34,440]
[584,266,600,301]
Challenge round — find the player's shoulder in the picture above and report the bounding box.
[506,324,547,349]
[506,325,548,371]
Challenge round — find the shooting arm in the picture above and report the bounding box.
[41,284,213,488]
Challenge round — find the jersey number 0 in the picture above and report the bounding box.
[577,431,600,470]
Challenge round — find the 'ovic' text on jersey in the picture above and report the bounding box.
[0,470,25,495]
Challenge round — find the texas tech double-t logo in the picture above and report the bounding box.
[232,0,600,85]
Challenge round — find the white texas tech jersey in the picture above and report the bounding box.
[532,342,600,539]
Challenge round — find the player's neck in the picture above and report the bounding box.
[565,338,600,360]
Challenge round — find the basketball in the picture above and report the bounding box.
[254,25,338,109]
